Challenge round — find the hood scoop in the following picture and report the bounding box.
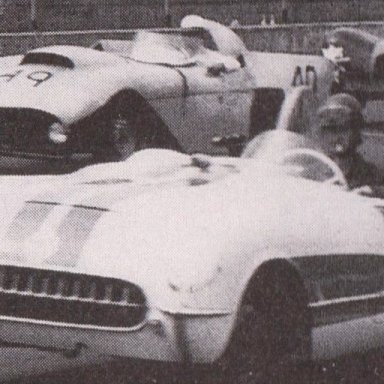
[21,52,75,69]
[20,45,124,69]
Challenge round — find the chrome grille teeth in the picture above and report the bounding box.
[26,274,34,292]
[71,279,81,298]
[104,284,113,302]
[121,287,130,303]
[89,281,97,300]
[0,270,5,290]
[10,273,20,291]
[41,277,50,295]
[56,277,66,296]
[0,267,147,328]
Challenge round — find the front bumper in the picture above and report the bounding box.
[0,309,234,364]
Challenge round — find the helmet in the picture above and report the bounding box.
[315,93,363,155]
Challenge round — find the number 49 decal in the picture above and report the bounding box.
[0,69,53,87]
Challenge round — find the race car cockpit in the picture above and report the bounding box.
[93,17,244,72]
[243,130,348,188]
[127,30,242,73]
[242,129,384,198]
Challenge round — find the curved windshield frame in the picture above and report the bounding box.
[128,31,202,66]
[242,130,346,184]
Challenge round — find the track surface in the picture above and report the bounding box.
[5,349,384,384]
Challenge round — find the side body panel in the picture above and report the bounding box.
[170,65,254,155]
[247,51,334,106]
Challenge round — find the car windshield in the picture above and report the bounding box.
[242,130,345,184]
[128,31,201,66]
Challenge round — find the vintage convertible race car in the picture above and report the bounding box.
[0,15,335,163]
[1,18,384,167]
[0,127,382,382]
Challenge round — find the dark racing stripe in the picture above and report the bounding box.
[44,184,163,268]
[0,202,57,262]
[43,182,172,267]
[1,180,179,268]
[4,202,56,243]
[46,208,106,268]
[0,185,96,263]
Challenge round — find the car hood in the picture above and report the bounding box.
[0,150,382,308]
[0,47,182,125]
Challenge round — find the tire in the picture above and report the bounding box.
[92,102,138,162]
[213,263,312,384]
[93,97,179,162]
[108,111,138,161]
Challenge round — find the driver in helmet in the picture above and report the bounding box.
[314,94,384,191]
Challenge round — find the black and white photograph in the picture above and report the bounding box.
[0,1,383,383]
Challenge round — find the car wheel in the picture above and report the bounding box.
[109,111,137,160]
[92,100,138,162]
[214,264,312,384]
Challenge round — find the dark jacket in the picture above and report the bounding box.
[347,154,384,189]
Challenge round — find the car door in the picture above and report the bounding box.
[292,253,384,361]
[176,63,254,155]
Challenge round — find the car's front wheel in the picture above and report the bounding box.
[212,262,312,384]
[108,112,138,160]
[93,101,172,162]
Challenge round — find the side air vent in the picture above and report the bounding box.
[0,266,147,329]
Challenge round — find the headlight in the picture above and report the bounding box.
[48,122,68,144]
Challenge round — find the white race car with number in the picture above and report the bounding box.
[0,15,335,163]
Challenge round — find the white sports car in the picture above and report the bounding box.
[0,16,334,164]
[0,126,382,382]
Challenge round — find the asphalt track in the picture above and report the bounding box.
[9,351,384,384]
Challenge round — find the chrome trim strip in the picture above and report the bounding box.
[309,293,384,327]
[160,308,232,317]
[309,292,384,307]
[0,314,148,333]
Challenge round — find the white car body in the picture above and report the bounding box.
[0,145,382,380]
[0,16,334,161]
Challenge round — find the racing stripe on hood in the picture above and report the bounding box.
[4,202,56,243]
[43,182,174,268]
[0,175,201,267]
[40,179,192,268]
[46,207,106,267]
[0,185,107,264]
[0,203,57,262]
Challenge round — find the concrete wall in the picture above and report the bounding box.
[2,21,384,57]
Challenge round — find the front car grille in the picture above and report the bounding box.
[0,108,65,157]
[0,266,147,329]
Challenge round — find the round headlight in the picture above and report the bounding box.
[49,122,68,144]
